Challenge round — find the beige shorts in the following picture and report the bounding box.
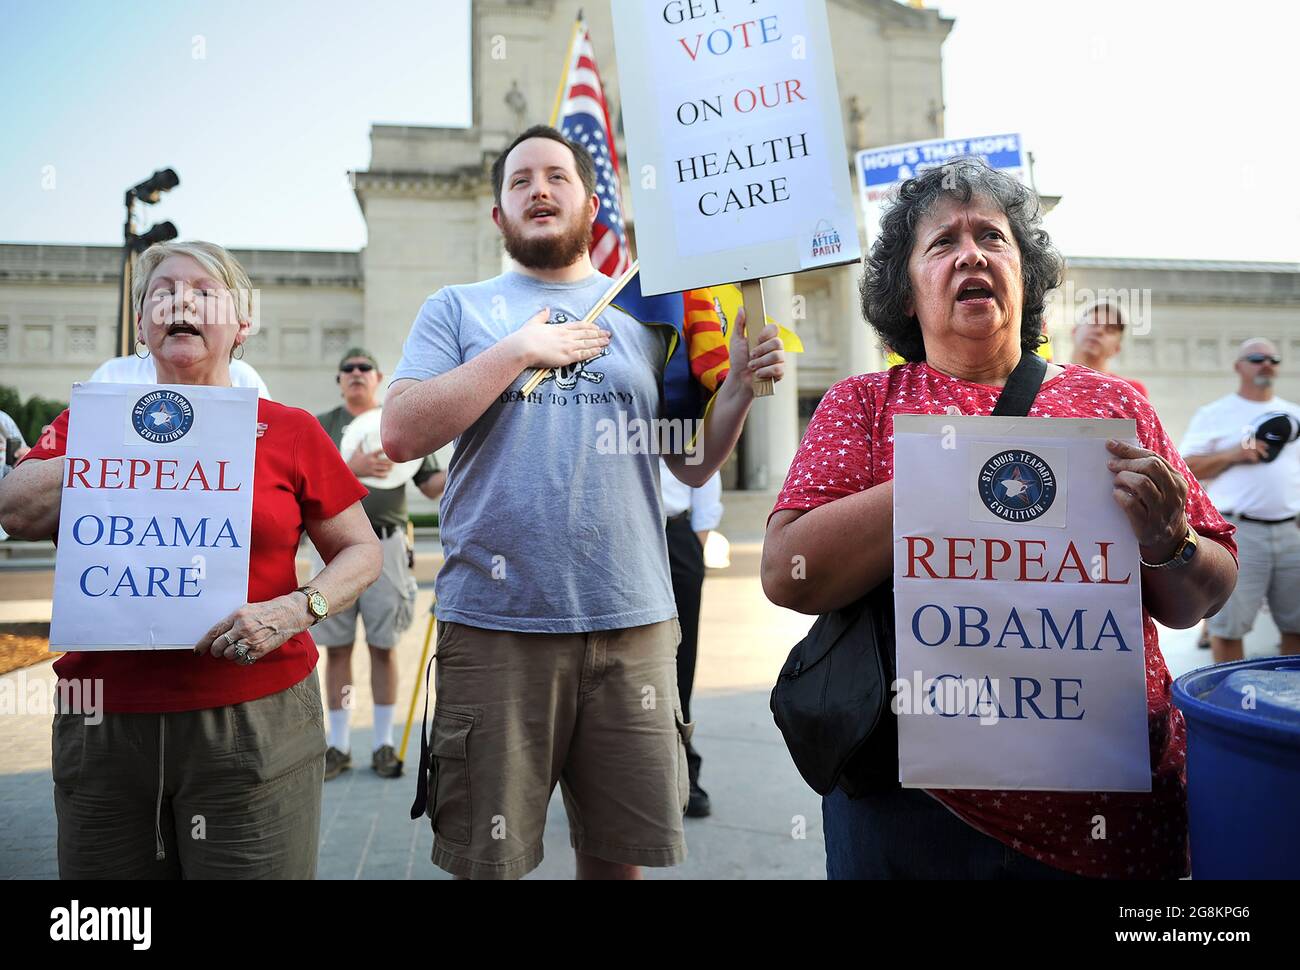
[1207,517,1300,638]
[313,530,417,649]
[427,618,690,879]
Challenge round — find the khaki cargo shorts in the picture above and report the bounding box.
[427,618,691,879]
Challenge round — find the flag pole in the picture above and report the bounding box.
[520,259,640,397]
[739,280,775,398]
[549,14,584,127]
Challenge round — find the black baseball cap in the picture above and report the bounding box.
[1254,412,1300,463]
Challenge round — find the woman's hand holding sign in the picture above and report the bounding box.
[1106,438,1237,628]
[1106,439,1189,563]
[195,596,310,664]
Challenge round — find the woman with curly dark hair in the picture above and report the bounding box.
[761,158,1238,880]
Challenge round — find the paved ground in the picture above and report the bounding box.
[0,541,1285,879]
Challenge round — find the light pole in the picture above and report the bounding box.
[116,168,180,358]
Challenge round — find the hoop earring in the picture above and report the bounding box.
[232,343,245,361]
[134,341,150,360]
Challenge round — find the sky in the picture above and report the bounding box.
[0,0,473,251]
[933,0,1300,263]
[1,0,1296,263]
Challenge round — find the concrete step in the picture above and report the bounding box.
[0,539,56,568]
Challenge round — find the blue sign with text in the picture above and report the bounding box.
[858,133,1025,190]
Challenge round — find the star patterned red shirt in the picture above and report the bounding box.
[772,362,1236,879]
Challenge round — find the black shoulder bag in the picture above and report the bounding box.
[770,352,1047,797]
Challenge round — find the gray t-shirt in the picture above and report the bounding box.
[391,270,678,633]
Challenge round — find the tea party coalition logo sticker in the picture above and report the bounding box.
[977,449,1058,523]
[132,390,195,444]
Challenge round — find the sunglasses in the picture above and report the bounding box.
[1241,354,1281,365]
[340,363,375,374]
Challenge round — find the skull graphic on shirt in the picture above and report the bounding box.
[541,310,608,391]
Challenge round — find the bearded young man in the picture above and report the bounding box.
[381,125,785,880]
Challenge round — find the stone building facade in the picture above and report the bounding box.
[0,245,364,415]
[2,0,1298,521]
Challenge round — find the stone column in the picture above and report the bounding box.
[741,274,800,491]
[836,256,880,381]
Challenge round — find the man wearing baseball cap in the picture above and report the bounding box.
[1182,337,1300,662]
[314,349,446,778]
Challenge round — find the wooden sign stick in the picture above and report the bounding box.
[519,260,641,398]
[739,279,775,398]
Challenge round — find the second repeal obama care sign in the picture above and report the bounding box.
[612,0,862,296]
[892,415,1151,792]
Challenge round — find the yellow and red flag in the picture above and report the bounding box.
[683,285,804,393]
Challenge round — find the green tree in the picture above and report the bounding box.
[0,385,68,451]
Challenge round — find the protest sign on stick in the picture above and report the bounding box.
[892,415,1151,792]
[48,383,257,651]
[612,0,861,399]
[739,278,772,397]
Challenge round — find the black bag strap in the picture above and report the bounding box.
[408,649,437,821]
[990,350,1047,417]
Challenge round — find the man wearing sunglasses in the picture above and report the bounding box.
[314,348,446,779]
[1182,338,1300,663]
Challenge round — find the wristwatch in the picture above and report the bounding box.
[297,585,329,625]
[1140,529,1199,570]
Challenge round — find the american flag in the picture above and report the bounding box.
[553,22,631,277]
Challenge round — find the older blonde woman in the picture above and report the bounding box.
[0,240,381,879]
[762,159,1238,880]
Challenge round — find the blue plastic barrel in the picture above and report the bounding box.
[1172,657,1300,879]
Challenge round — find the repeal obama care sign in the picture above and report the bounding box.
[49,384,257,651]
[892,416,1151,792]
[612,0,862,296]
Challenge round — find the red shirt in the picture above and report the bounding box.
[1123,376,1149,399]
[22,399,367,713]
[773,362,1236,879]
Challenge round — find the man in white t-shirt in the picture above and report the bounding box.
[89,354,272,399]
[1182,337,1300,662]
[0,409,28,471]
[0,409,30,540]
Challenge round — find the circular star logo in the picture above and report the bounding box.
[977,449,1058,523]
[131,390,195,444]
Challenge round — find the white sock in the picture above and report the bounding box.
[328,708,351,754]
[373,704,395,750]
